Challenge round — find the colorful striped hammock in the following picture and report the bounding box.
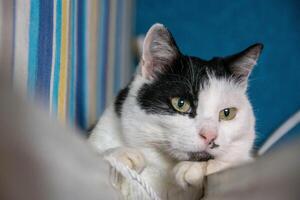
[0,0,134,131]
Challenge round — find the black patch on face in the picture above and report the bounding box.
[137,54,236,117]
[114,86,129,117]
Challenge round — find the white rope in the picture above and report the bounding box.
[258,110,300,155]
[105,156,161,200]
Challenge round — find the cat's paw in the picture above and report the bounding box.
[173,161,207,189]
[104,147,146,191]
[105,147,146,173]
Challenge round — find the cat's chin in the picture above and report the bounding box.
[166,148,214,162]
[187,151,214,162]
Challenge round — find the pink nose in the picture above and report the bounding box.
[199,130,217,145]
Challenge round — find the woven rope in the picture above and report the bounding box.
[105,156,161,200]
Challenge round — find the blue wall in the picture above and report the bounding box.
[135,0,300,148]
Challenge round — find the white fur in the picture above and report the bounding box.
[89,72,255,199]
[89,24,256,200]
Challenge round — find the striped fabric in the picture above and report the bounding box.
[3,0,134,130]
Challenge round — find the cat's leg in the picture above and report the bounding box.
[206,159,231,175]
[173,161,207,189]
[173,160,232,188]
[206,154,253,175]
[89,106,146,197]
[89,105,123,153]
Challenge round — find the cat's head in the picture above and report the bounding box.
[121,24,263,162]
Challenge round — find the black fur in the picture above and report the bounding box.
[137,54,240,118]
[188,151,214,162]
[114,86,129,117]
[115,25,262,119]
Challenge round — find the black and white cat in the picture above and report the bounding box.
[89,24,263,199]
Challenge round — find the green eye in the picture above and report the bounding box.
[219,107,237,121]
[171,97,191,113]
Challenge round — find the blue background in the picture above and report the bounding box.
[135,0,300,148]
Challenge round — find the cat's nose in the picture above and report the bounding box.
[199,130,217,145]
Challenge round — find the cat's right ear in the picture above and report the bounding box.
[141,23,180,80]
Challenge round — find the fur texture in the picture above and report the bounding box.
[89,23,263,199]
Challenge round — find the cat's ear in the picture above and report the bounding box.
[141,23,180,80]
[224,43,263,84]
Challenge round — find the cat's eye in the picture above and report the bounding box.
[171,97,191,113]
[219,107,237,121]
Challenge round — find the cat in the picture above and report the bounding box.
[89,23,263,200]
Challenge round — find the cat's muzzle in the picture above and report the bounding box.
[209,141,219,149]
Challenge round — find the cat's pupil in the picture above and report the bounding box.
[224,109,230,117]
[178,98,185,108]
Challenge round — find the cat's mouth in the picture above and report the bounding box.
[188,151,214,162]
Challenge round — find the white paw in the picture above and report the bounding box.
[104,147,146,190]
[105,147,146,173]
[173,161,207,189]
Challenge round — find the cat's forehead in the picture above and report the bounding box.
[187,56,232,76]
[199,77,245,108]
[159,55,233,92]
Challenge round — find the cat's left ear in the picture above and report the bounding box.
[224,43,263,85]
[141,23,180,80]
